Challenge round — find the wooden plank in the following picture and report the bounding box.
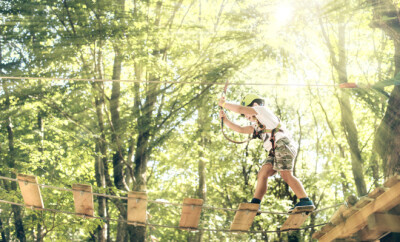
[312,230,325,240]
[368,187,388,199]
[330,205,347,225]
[17,174,44,209]
[358,226,389,241]
[179,198,203,229]
[368,213,400,233]
[230,203,259,231]
[320,223,335,234]
[383,175,400,188]
[280,206,314,231]
[127,191,147,226]
[332,238,358,242]
[318,181,400,242]
[342,207,359,219]
[355,197,374,209]
[72,184,94,217]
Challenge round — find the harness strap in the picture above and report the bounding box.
[268,128,279,157]
[253,123,282,158]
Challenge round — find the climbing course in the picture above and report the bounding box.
[0,174,339,234]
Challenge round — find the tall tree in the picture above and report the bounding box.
[370,0,400,178]
[1,80,26,242]
[319,4,367,196]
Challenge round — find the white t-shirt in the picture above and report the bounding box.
[252,106,291,151]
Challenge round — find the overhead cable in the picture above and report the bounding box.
[0,76,347,88]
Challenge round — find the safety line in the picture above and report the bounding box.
[0,199,328,234]
[0,76,342,88]
[0,175,341,215]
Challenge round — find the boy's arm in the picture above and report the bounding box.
[218,97,257,115]
[219,110,254,134]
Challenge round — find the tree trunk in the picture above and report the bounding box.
[92,81,110,242]
[0,218,7,242]
[95,143,108,242]
[370,0,400,178]
[130,81,159,241]
[2,80,26,242]
[192,92,209,242]
[111,0,127,191]
[35,100,44,242]
[338,24,367,196]
[320,16,367,196]
[111,49,128,191]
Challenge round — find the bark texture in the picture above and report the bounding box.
[370,0,400,178]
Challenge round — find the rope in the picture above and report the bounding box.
[0,175,340,215]
[220,79,254,144]
[0,199,328,234]
[0,76,346,88]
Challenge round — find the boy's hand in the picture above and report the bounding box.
[218,96,226,107]
[219,109,226,120]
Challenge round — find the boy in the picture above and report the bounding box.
[218,94,314,212]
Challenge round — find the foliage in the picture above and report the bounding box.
[0,0,398,241]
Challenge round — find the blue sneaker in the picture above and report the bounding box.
[288,198,315,213]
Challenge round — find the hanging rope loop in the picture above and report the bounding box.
[220,80,252,144]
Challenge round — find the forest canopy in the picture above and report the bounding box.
[1,0,400,241]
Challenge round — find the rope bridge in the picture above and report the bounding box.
[0,174,339,234]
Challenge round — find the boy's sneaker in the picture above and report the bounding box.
[288,197,315,213]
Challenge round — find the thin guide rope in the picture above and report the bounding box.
[0,76,342,88]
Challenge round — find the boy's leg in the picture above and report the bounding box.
[272,138,314,210]
[279,171,307,199]
[253,163,276,200]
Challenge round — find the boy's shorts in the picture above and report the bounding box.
[263,137,297,171]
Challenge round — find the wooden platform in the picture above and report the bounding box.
[312,175,400,241]
[280,206,315,231]
[230,203,259,232]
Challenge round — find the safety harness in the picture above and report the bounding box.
[253,121,283,157]
[220,80,283,153]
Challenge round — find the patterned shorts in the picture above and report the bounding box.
[263,137,297,171]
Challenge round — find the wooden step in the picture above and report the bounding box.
[72,184,94,217]
[281,206,314,231]
[179,198,203,229]
[230,203,259,232]
[17,174,44,209]
[127,191,147,226]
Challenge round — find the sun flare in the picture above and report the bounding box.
[275,3,293,25]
